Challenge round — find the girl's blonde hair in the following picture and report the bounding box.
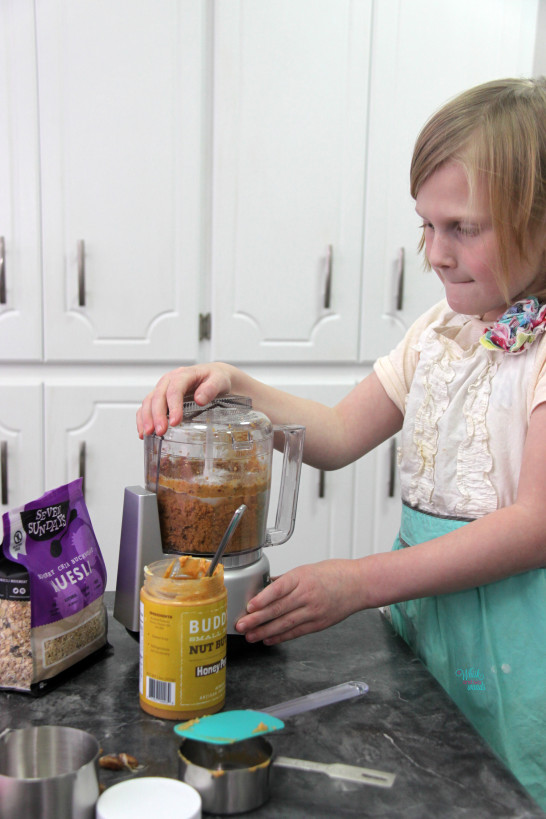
[410,77,546,301]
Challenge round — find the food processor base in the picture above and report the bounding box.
[114,486,272,638]
[223,552,271,635]
[114,486,164,634]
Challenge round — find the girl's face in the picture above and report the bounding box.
[415,161,543,322]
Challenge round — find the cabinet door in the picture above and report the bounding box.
[0,383,44,516]
[0,1,42,360]
[264,381,362,576]
[361,0,539,362]
[355,436,401,559]
[44,383,155,590]
[211,0,372,362]
[36,0,205,362]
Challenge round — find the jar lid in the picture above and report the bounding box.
[96,777,201,819]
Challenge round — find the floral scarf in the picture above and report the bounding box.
[480,298,546,354]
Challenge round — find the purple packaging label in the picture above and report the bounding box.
[20,500,70,543]
[2,479,107,628]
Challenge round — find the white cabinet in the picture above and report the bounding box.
[360,0,539,361]
[356,436,402,558]
[267,383,403,569]
[2,0,206,364]
[0,2,42,361]
[44,383,156,590]
[264,380,365,575]
[210,0,538,364]
[211,0,372,362]
[0,384,44,516]
[36,0,205,362]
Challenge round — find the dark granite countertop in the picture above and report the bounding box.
[0,593,543,817]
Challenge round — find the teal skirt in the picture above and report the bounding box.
[390,503,546,810]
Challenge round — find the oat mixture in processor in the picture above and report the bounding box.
[147,397,272,556]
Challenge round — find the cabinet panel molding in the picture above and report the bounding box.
[36,0,205,362]
[211,0,372,362]
[0,1,42,361]
[263,380,361,576]
[44,383,154,590]
[0,383,44,513]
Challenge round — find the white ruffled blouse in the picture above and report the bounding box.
[374,300,546,519]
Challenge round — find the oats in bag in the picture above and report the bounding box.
[0,478,108,693]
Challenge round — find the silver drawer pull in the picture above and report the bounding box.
[318,469,326,499]
[388,438,397,498]
[395,247,404,311]
[0,237,6,304]
[1,441,8,506]
[79,441,86,496]
[323,244,333,309]
[77,240,85,307]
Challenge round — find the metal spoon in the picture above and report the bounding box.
[166,504,247,579]
[207,504,247,577]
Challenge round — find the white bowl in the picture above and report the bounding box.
[95,776,201,819]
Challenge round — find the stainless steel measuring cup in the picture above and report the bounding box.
[178,735,395,814]
[0,725,100,819]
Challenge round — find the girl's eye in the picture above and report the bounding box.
[457,224,480,237]
[419,222,433,231]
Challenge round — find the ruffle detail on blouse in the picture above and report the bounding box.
[407,344,454,508]
[480,298,546,354]
[455,359,498,516]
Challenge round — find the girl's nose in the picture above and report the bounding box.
[427,232,456,269]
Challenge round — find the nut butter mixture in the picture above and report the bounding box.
[155,454,269,554]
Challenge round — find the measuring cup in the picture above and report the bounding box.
[178,736,395,814]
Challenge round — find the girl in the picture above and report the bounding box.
[137,78,546,807]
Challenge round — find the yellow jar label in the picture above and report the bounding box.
[139,595,226,715]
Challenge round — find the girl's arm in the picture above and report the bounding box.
[236,401,546,645]
[136,363,403,470]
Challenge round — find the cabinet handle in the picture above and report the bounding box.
[77,239,86,307]
[0,236,6,304]
[323,244,333,309]
[318,469,326,499]
[395,247,404,311]
[388,438,397,498]
[79,441,86,496]
[1,441,7,505]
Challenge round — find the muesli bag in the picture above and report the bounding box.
[0,478,108,693]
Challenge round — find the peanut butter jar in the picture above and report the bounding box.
[139,557,227,720]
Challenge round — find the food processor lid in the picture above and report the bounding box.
[160,394,272,445]
[182,394,252,420]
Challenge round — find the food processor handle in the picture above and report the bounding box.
[266,425,305,547]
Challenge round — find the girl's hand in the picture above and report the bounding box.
[235,560,365,645]
[136,363,234,438]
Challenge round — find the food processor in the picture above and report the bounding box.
[114,396,304,636]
